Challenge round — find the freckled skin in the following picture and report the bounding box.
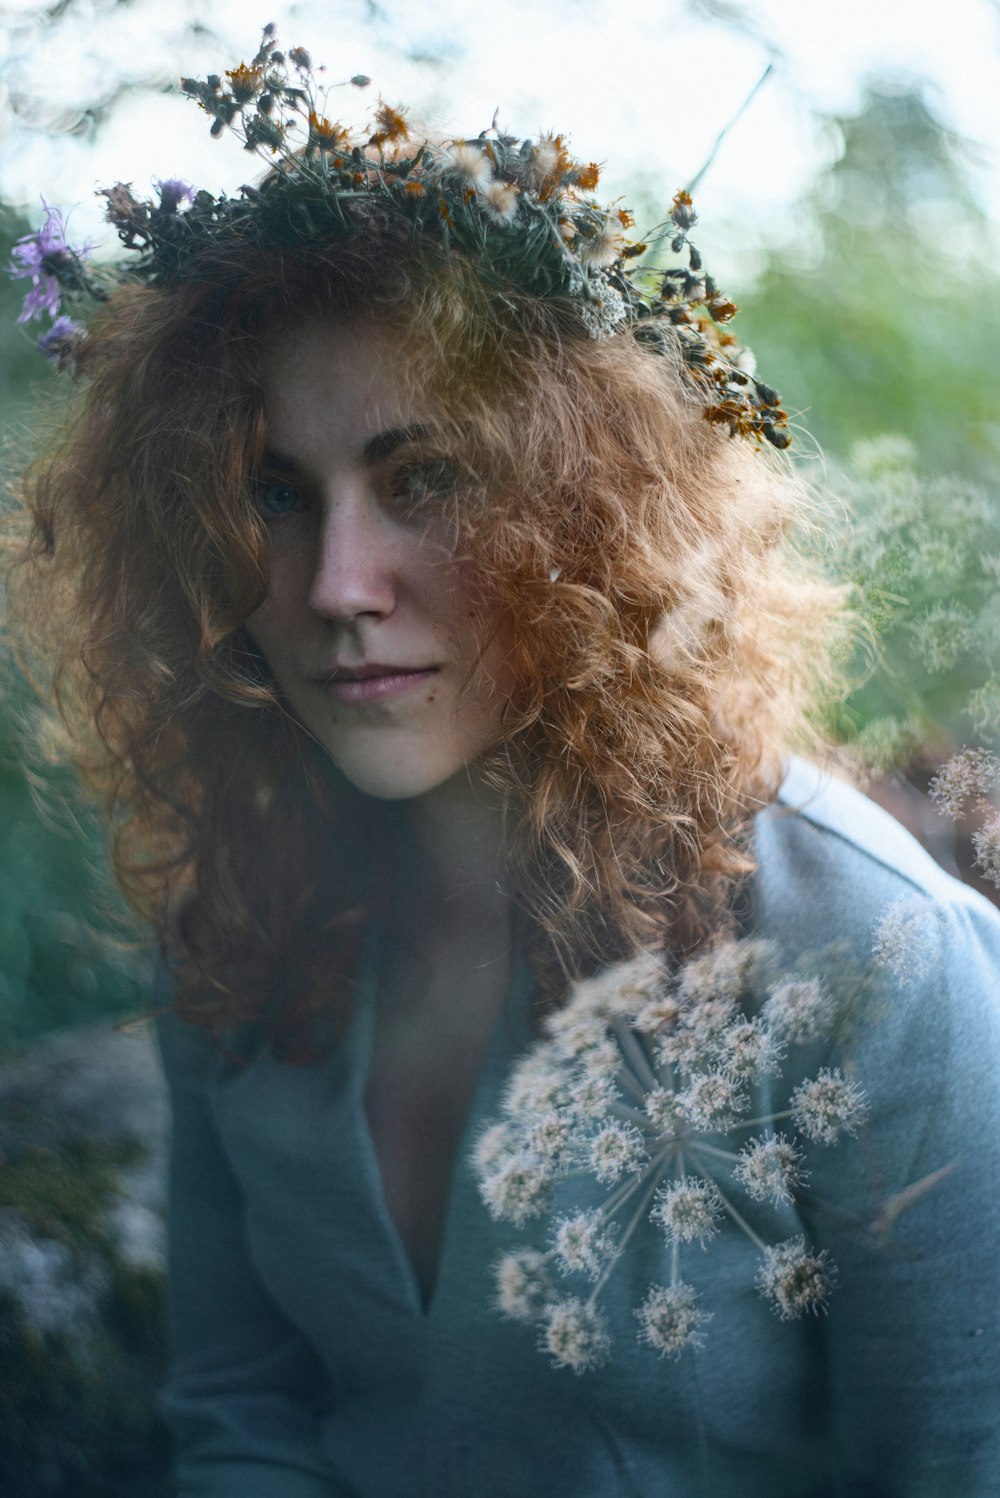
[246,319,515,801]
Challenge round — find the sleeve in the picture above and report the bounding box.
[156,1006,346,1498]
[801,895,1000,1498]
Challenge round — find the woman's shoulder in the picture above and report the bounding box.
[752,755,1000,992]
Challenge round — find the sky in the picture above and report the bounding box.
[1,0,998,278]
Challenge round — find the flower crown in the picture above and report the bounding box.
[9,24,790,449]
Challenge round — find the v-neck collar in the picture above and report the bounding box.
[349,927,535,1319]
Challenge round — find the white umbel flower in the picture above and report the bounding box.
[791,1068,868,1145]
[551,1209,617,1280]
[763,977,832,1043]
[479,1153,552,1225]
[540,1296,611,1373]
[634,1282,710,1358]
[757,1237,835,1320]
[652,1176,722,1247]
[589,1122,647,1184]
[495,1248,552,1322]
[733,1134,805,1207]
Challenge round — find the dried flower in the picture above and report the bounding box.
[634,1282,709,1358]
[757,1237,835,1319]
[9,202,89,323]
[371,102,410,148]
[478,178,519,225]
[441,141,493,186]
[226,63,264,103]
[36,314,84,367]
[156,178,196,213]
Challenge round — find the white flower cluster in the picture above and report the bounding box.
[473,938,869,1372]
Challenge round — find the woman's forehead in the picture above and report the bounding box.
[261,319,435,464]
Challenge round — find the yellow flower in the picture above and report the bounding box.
[225,63,263,104]
[576,162,601,192]
[371,103,411,149]
[308,113,351,151]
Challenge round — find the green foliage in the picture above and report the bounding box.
[0,1279,170,1498]
[733,85,1000,481]
[813,436,1000,766]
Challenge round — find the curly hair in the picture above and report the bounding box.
[3,227,841,1057]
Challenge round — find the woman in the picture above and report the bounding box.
[6,29,999,1498]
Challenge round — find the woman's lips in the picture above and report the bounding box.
[319,667,439,705]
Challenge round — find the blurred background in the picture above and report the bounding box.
[1,1,998,1492]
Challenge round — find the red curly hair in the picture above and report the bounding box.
[3,228,839,1057]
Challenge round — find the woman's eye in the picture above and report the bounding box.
[255,479,305,519]
[388,458,458,514]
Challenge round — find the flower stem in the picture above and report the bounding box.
[714,1182,767,1252]
[731,1109,794,1132]
[688,1141,741,1166]
[589,1156,665,1306]
[613,1019,659,1093]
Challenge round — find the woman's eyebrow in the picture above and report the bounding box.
[260,446,306,476]
[362,424,432,464]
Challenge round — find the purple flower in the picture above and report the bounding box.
[156,178,197,214]
[36,315,84,367]
[9,201,90,324]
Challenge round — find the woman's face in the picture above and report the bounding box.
[247,317,514,801]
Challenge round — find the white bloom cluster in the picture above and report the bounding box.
[473,934,878,1372]
[872,894,938,986]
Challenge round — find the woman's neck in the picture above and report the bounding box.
[397,768,513,944]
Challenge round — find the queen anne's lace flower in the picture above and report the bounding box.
[716,1018,783,1081]
[634,1282,710,1358]
[733,1134,805,1206]
[757,1237,836,1319]
[791,1068,868,1145]
[473,935,899,1374]
[541,1297,611,1373]
[471,1120,517,1175]
[551,1210,618,1279]
[652,1176,721,1247]
[526,1111,573,1166]
[480,1154,553,1225]
[496,1249,552,1321]
[589,1122,647,1184]
[679,1070,747,1131]
[763,977,832,1043]
[872,895,938,985]
[971,814,1000,887]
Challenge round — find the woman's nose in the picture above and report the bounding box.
[307,494,397,622]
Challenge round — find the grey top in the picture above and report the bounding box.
[156,761,1000,1497]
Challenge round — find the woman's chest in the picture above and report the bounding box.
[361,948,512,1304]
